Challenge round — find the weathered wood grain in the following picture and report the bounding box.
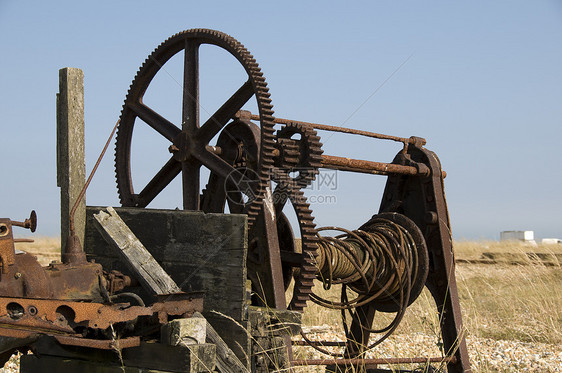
[93,206,181,295]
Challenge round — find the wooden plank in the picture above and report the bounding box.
[194,312,248,373]
[93,206,181,295]
[21,355,168,373]
[85,207,251,366]
[30,336,216,372]
[57,67,86,251]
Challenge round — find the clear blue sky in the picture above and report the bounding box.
[1,1,561,240]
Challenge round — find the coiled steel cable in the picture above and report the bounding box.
[303,214,427,356]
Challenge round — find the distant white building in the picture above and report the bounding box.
[541,238,562,245]
[500,230,534,242]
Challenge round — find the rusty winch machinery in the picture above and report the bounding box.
[0,29,470,372]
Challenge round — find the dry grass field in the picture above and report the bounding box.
[3,238,562,372]
[294,240,562,372]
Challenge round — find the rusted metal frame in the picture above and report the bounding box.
[0,219,16,272]
[261,187,288,309]
[54,335,141,350]
[344,303,376,358]
[292,355,456,366]
[247,189,288,310]
[0,294,203,346]
[377,147,471,373]
[0,329,141,350]
[417,149,471,373]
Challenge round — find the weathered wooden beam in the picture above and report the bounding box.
[22,336,217,372]
[93,206,182,295]
[194,312,249,373]
[161,317,206,346]
[57,67,85,252]
[85,207,251,365]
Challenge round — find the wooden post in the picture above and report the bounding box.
[57,67,86,252]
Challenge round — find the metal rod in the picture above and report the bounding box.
[248,113,425,145]
[321,155,421,176]
[69,119,121,235]
[293,340,346,346]
[13,239,34,243]
[291,356,456,366]
[203,145,421,176]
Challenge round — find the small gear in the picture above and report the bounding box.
[274,122,323,188]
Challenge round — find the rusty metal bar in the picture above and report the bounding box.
[69,119,120,235]
[242,111,439,177]
[292,356,456,366]
[321,155,423,176]
[293,340,345,346]
[13,239,34,243]
[203,145,423,176]
[248,113,425,145]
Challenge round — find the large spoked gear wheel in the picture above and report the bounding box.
[274,122,323,188]
[115,29,276,224]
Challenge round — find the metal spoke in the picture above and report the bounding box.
[183,39,199,132]
[128,102,180,142]
[197,79,255,142]
[137,157,182,207]
[196,149,241,180]
[182,161,201,210]
[197,151,261,207]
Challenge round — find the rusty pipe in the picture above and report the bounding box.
[291,356,456,366]
[321,155,425,176]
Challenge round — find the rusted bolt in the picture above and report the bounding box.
[14,273,22,279]
[168,145,180,153]
[425,212,438,224]
[27,306,38,316]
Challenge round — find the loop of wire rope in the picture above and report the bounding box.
[302,216,425,357]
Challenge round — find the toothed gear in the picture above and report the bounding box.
[269,183,319,311]
[114,29,276,225]
[274,122,323,188]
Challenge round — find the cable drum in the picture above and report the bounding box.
[308,212,429,352]
[314,212,429,312]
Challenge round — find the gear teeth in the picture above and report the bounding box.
[274,121,324,188]
[114,29,325,313]
[115,28,276,233]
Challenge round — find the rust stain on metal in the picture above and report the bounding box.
[55,335,141,349]
[321,154,421,176]
[292,356,457,366]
